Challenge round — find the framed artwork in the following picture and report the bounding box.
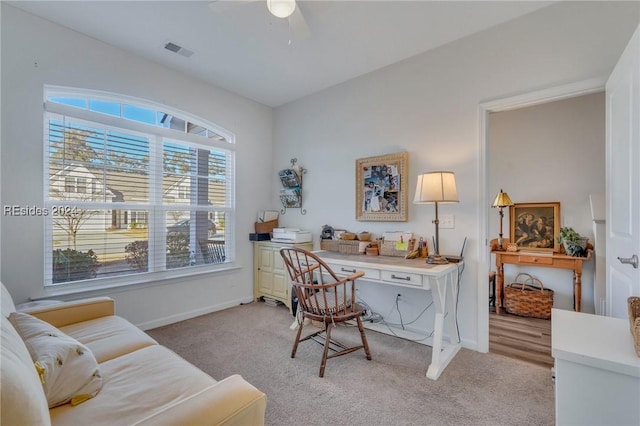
[356,151,408,221]
[509,202,561,252]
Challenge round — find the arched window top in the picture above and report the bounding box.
[45,86,233,144]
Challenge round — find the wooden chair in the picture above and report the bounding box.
[198,240,226,264]
[279,247,371,377]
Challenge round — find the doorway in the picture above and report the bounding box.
[477,79,606,356]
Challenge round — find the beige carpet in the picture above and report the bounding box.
[147,301,555,426]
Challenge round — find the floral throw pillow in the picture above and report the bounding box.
[8,312,103,408]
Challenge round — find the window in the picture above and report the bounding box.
[64,176,87,193]
[44,87,235,287]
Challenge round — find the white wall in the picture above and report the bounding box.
[272,2,639,349]
[0,4,273,328]
[489,92,605,313]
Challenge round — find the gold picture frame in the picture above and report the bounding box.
[356,151,408,222]
[509,202,561,252]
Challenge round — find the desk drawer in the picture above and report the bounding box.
[381,270,422,287]
[518,255,553,265]
[331,264,381,281]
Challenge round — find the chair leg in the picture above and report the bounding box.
[356,316,372,360]
[291,316,305,358]
[319,323,334,378]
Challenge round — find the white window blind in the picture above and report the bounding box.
[44,88,235,287]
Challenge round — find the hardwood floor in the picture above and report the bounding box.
[489,309,553,368]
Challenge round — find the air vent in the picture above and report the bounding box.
[164,42,194,58]
[164,42,181,53]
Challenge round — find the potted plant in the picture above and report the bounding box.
[557,227,589,257]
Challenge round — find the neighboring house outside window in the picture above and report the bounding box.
[44,87,235,288]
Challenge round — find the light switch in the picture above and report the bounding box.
[440,214,455,229]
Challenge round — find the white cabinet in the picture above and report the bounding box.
[552,309,640,426]
[253,241,312,313]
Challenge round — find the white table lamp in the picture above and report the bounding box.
[414,171,459,264]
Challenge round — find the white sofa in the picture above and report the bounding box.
[1,282,267,425]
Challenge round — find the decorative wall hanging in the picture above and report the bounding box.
[355,151,408,222]
[279,158,306,215]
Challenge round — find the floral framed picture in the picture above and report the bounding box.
[356,151,408,221]
[509,202,561,252]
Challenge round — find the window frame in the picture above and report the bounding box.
[43,86,237,293]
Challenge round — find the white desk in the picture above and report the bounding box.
[313,251,462,380]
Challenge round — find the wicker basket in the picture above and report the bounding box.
[628,296,640,357]
[503,273,553,319]
[320,239,339,252]
[339,240,362,254]
[379,238,416,257]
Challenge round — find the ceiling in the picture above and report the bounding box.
[9,1,555,107]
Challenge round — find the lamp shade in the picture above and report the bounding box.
[267,0,296,18]
[414,171,459,204]
[492,189,513,208]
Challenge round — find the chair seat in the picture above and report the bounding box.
[304,289,351,315]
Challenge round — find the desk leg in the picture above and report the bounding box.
[426,270,461,380]
[496,261,504,314]
[574,271,582,312]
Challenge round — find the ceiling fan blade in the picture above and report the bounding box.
[289,4,310,40]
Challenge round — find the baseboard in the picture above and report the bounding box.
[461,338,478,351]
[136,296,254,331]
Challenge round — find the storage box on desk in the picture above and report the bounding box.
[249,233,271,241]
[254,219,278,234]
[379,238,416,257]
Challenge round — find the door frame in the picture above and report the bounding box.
[476,77,606,353]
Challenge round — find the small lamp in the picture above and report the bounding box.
[414,171,459,264]
[491,189,513,250]
[267,0,296,18]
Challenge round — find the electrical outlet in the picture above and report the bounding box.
[440,214,455,229]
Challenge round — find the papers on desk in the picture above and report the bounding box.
[382,232,413,250]
[272,228,312,243]
[382,231,413,242]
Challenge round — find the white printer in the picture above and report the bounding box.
[271,228,312,243]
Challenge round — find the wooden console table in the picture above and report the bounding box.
[312,251,462,380]
[492,249,592,313]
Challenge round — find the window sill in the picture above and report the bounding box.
[32,262,243,301]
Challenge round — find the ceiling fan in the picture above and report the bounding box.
[208,0,310,41]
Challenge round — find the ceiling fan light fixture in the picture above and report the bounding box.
[267,0,296,19]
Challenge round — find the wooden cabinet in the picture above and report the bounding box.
[253,241,312,313]
[552,309,640,425]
